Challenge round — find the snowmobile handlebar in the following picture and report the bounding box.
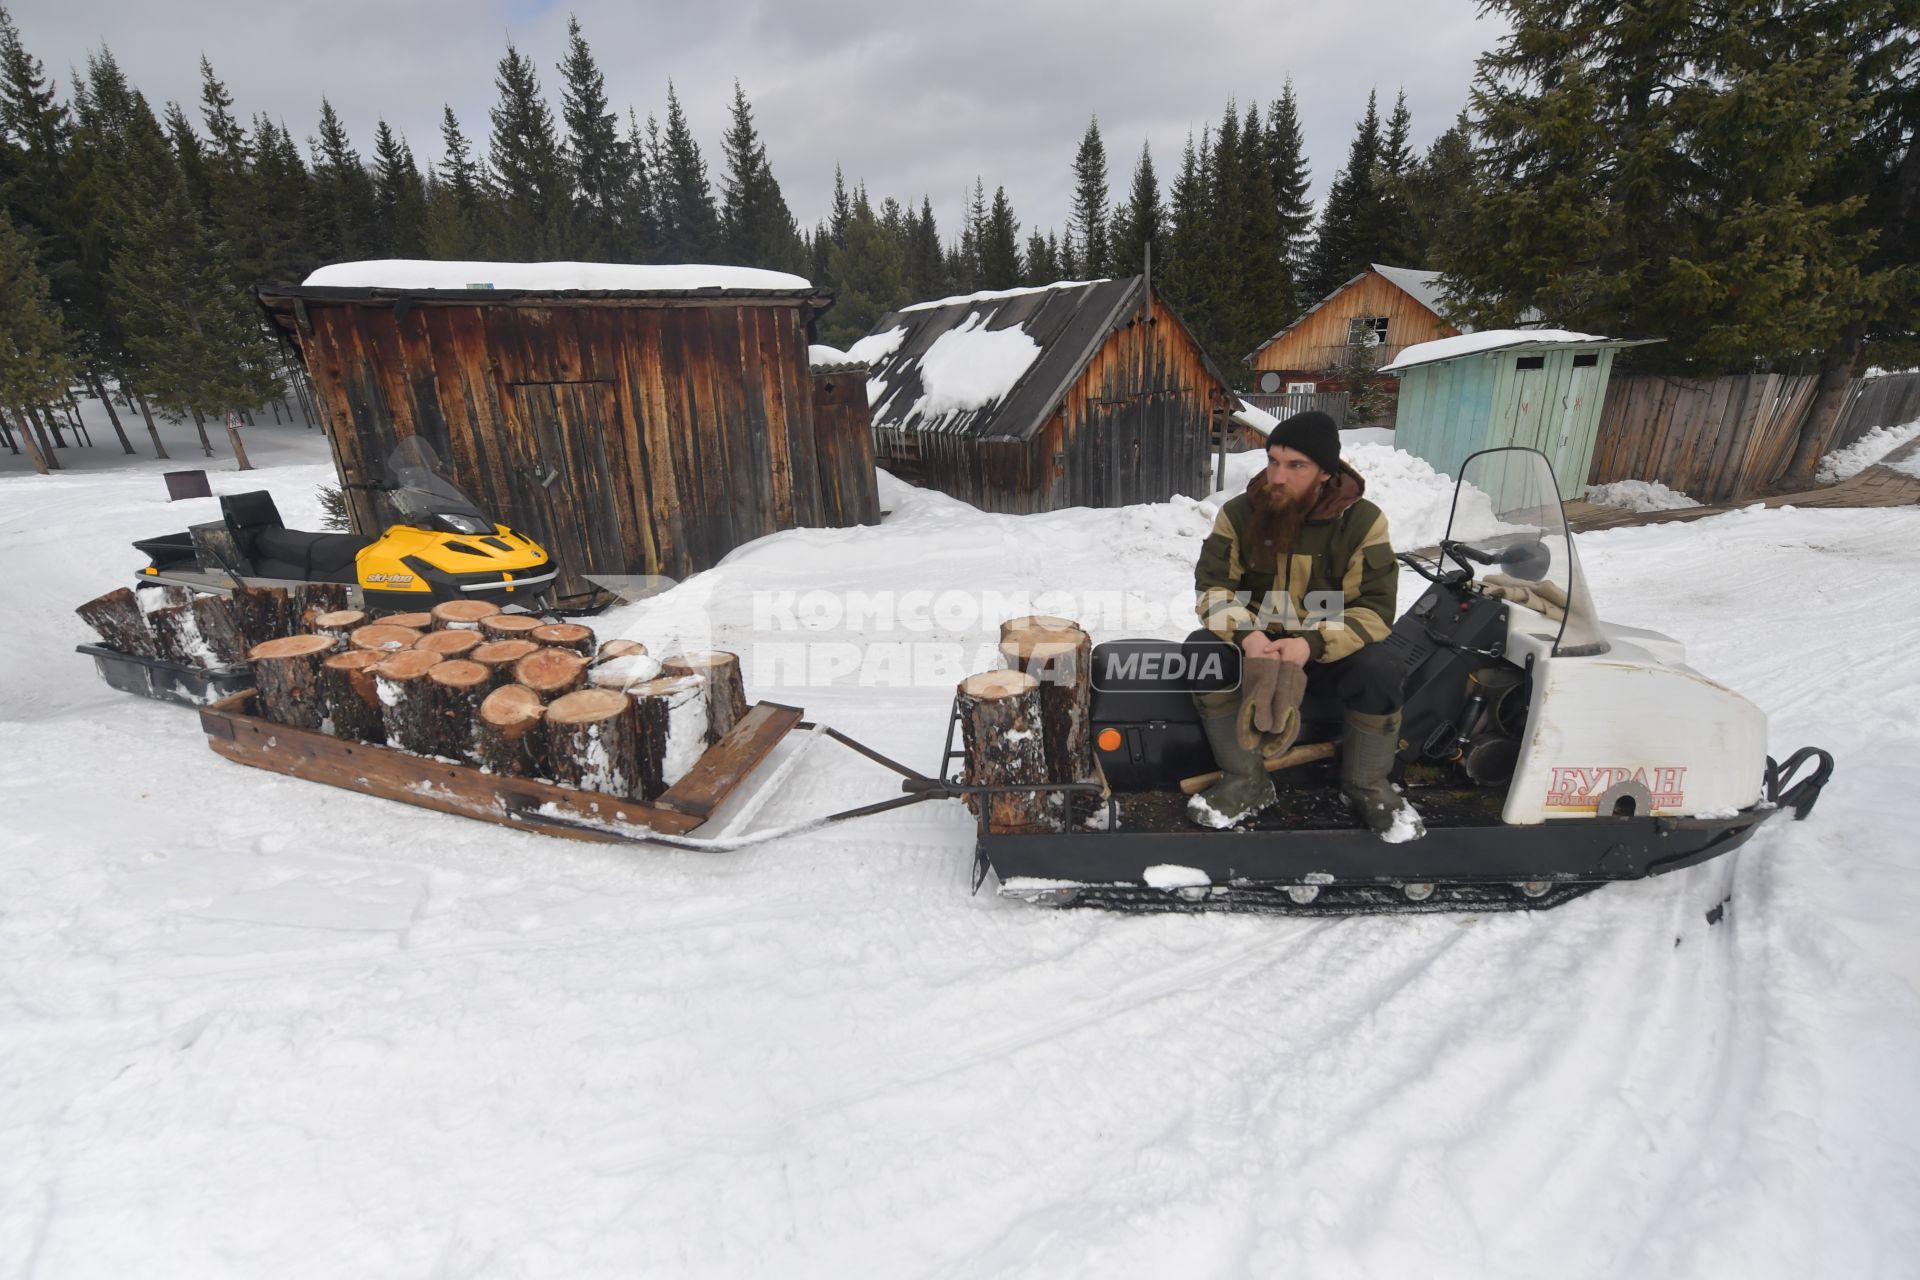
[1765,746,1835,821]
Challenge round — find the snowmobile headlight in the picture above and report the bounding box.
[437,512,493,535]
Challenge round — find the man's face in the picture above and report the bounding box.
[1264,444,1326,504]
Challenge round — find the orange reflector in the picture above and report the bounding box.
[1097,728,1123,752]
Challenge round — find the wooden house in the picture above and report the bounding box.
[257,262,880,605]
[1246,264,1463,394]
[858,278,1236,513]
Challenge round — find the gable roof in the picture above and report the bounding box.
[1245,263,1459,363]
[860,277,1231,441]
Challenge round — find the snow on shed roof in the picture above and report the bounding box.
[1379,328,1659,374]
[301,259,814,293]
[1370,263,1449,315]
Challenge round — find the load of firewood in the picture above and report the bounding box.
[74,582,356,671]
[240,598,747,803]
[954,614,1099,834]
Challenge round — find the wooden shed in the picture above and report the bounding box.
[858,277,1236,513]
[1246,264,1463,389]
[257,262,879,605]
[1381,331,1659,498]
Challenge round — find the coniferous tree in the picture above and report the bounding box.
[1068,115,1110,276]
[1401,113,1476,274]
[310,99,377,261]
[1160,129,1209,325]
[655,82,719,260]
[558,16,625,259]
[0,3,77,296]
[487,42,569,258]
[618,107,659,262]
[1266,80,1315,294]
[1370,88,1420,265]
[904,195,944,299]
[0,207,72,471]
[1023,228,1059,285]
[371,121,426,256]
[978,185,1022,288]
[718,81,805,272]
[424,105,481,258]
[828,164,852,248]
[1234,101,1289,364]
[250,116,316,283]
[1108,140,1162,278]
[821,188,907,346]
[1305,91,1382,298]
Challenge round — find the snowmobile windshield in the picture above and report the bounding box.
[1442,447,1609,657]
[383,438,494,536]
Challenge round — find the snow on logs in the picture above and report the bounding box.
[626,674,709,798]
[955,669,1062,833]
[545,688,643,795]
[247,634,340,730]
[661,652,747,745]
[997,618,1094,789]
[312,609,368,641]
[76,588,159,658]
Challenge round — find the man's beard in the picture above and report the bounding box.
[1246,476,1314,571]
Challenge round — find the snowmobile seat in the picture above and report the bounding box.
[253,527,371,580]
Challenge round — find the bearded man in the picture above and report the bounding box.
[1183,410,1421,838]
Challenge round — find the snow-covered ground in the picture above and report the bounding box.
[1583,478,1702,512]
[1819,417,1920,484]
[4,409,1918,1279]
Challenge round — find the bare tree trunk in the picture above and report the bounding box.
[12,407,49,473]
[223,410,254,470]
[25,405,60,468]
[0,407,17,455]
[134,393,170,460]
[85,370,136,454]
[63,390,93,445]
[1776,329,1863,489]
[32,402,67,450]
[188,406,214,458]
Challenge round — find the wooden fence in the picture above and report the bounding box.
[1588,370,1920,502]
[1240,391,1350,426]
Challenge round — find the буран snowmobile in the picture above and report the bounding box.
[950,447,1834,915]
[135,439,555,611]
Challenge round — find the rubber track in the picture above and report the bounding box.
[1049,880,1602,917]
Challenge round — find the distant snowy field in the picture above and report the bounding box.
[3,410,1918,1279]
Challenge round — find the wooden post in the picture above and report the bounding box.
[430,600,502,631]
[956,669,1062,833]
[425,659,491,761]
[318,650,386,743]
[373,649,447,754]
[76,587,158,657]
[474,684,547,776]
[514,647,589,700]
[661,652,749,744]
[545,688,643,796]
[349,623,425,653]
[248,634,340,729]
[625,674,709,800]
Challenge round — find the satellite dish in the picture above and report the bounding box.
[1258,371,1282,393]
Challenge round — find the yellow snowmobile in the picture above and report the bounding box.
[136,439,556,611]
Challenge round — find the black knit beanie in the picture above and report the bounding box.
[1266,410,1341,476]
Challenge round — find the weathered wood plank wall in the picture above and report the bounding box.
[1249,272,1458,376]
[809,369,881,526]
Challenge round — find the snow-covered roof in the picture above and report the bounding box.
[1370,263,1450,316]
[1379,328,1659,374]
[808,343,867,373]
[899,279,1112,314]
[301,259,814,293]
[1232,399,1281,435]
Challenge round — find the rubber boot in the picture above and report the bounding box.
[1341,709,1426,841]
[1187,690,1277,829]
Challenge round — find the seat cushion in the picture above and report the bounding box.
[254,528,371,579]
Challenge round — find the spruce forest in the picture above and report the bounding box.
[1,3,1913,468]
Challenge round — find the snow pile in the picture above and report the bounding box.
[807,344,852,367]
[1380,327,1609,373]
[1232,399,1279,434]
[845,325,906,366]
[1203,441,1465,548]
[1816,417,1920,484]
[906,315,1041,424]
[301,260,813,292]
[1584,479,1702,512]
[900,279,1108,313]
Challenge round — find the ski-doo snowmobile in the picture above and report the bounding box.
[953,447,1834,915]
[135,439,556,611]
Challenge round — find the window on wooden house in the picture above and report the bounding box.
[1287,381,1316,395]
[1347,316,1389,346]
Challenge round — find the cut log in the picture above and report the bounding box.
[545,688,642,796]
[248,634,339,729]
[588,653,664,690]
[595,638,647,662]
[373,649,447,754]
[232,585,295,651]
[76,587,157,657]
[296,583,353,626]
[312,609,368,641]
[473,684,547,777]
[414,629,483,659]
[349,623,424,653]
[481,614,547,640]
[189,592,249,666]
[662,651,749,744]
[956,669,1062,834]
[998,628,1093,787]
[625,674,709,800]
[318,650,386,743]
[425,659,492,761]
[379,610,435,630]
[148,602,214,667]
[470,638,541,685]
[998,615,1080,644]
[430,599,502,631]
[514,647,589,699]
[530,622,596,655]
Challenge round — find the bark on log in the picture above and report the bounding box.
[312,609,369,641]
[76,587,157,657]
[588,653,664,690]
[956,669,1062,833]
[514,647,589,699]
[233,585,295,651]
[470,639,541,686]
[424,659,492,762]
[296,583,353,626]
[189,592,249,666]
[530,623,596,655]
[413,629,484,659]
[998,627,1093,786]
[373,649,447,755]
[545,688,642,796]
[481,614,547,640]
[430,600,502,631]
[148,603,213,667]
[248,634,339,730]
[379,610,435,631]
[349,623,425,653]
[625,674,709,801]
[319,650,386,744]
[474,684,548,777]
[661,652,749,744]
[595,638,647,662]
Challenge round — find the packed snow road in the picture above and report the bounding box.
[2,425,1916,1278]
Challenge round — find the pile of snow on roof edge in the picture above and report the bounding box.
[302,259,813,292]
[900,278,1112,314]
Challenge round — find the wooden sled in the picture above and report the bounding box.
[198,689,804,844]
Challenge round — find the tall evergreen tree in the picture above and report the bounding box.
[1266,79,1315,291]
[978,185,1022,288]
[1305,91,1382,298]
[0,207,72,471]
[821,188,907,346]
[903,195,944,299]
[487,42,568,257]
[1400,113,1476,277]
[1068,115,1110,276]
[558,16,625,259]
[424,104,481,258]
[1233,101,1289,364]
[718,81,805,272]
[0,2,75,288]
[310,99,377,261]
[250,115,315,283]
[1108,140,1162,277]
[1023,228,1059,285]
[1160,129,1208,319]
[617,107,658,262]
[371,120,426,256]
[654,81,719,261]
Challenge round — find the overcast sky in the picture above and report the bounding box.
[12,0,1504,254]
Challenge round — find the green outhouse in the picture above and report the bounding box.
[1380,330,1659,498]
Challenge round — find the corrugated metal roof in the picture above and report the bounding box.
[861,277,1152,441]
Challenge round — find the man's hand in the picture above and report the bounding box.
[1241,633,1311,665]
[1240,632,1279,659]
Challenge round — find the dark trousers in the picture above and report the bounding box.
[1181,628,1405,716]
